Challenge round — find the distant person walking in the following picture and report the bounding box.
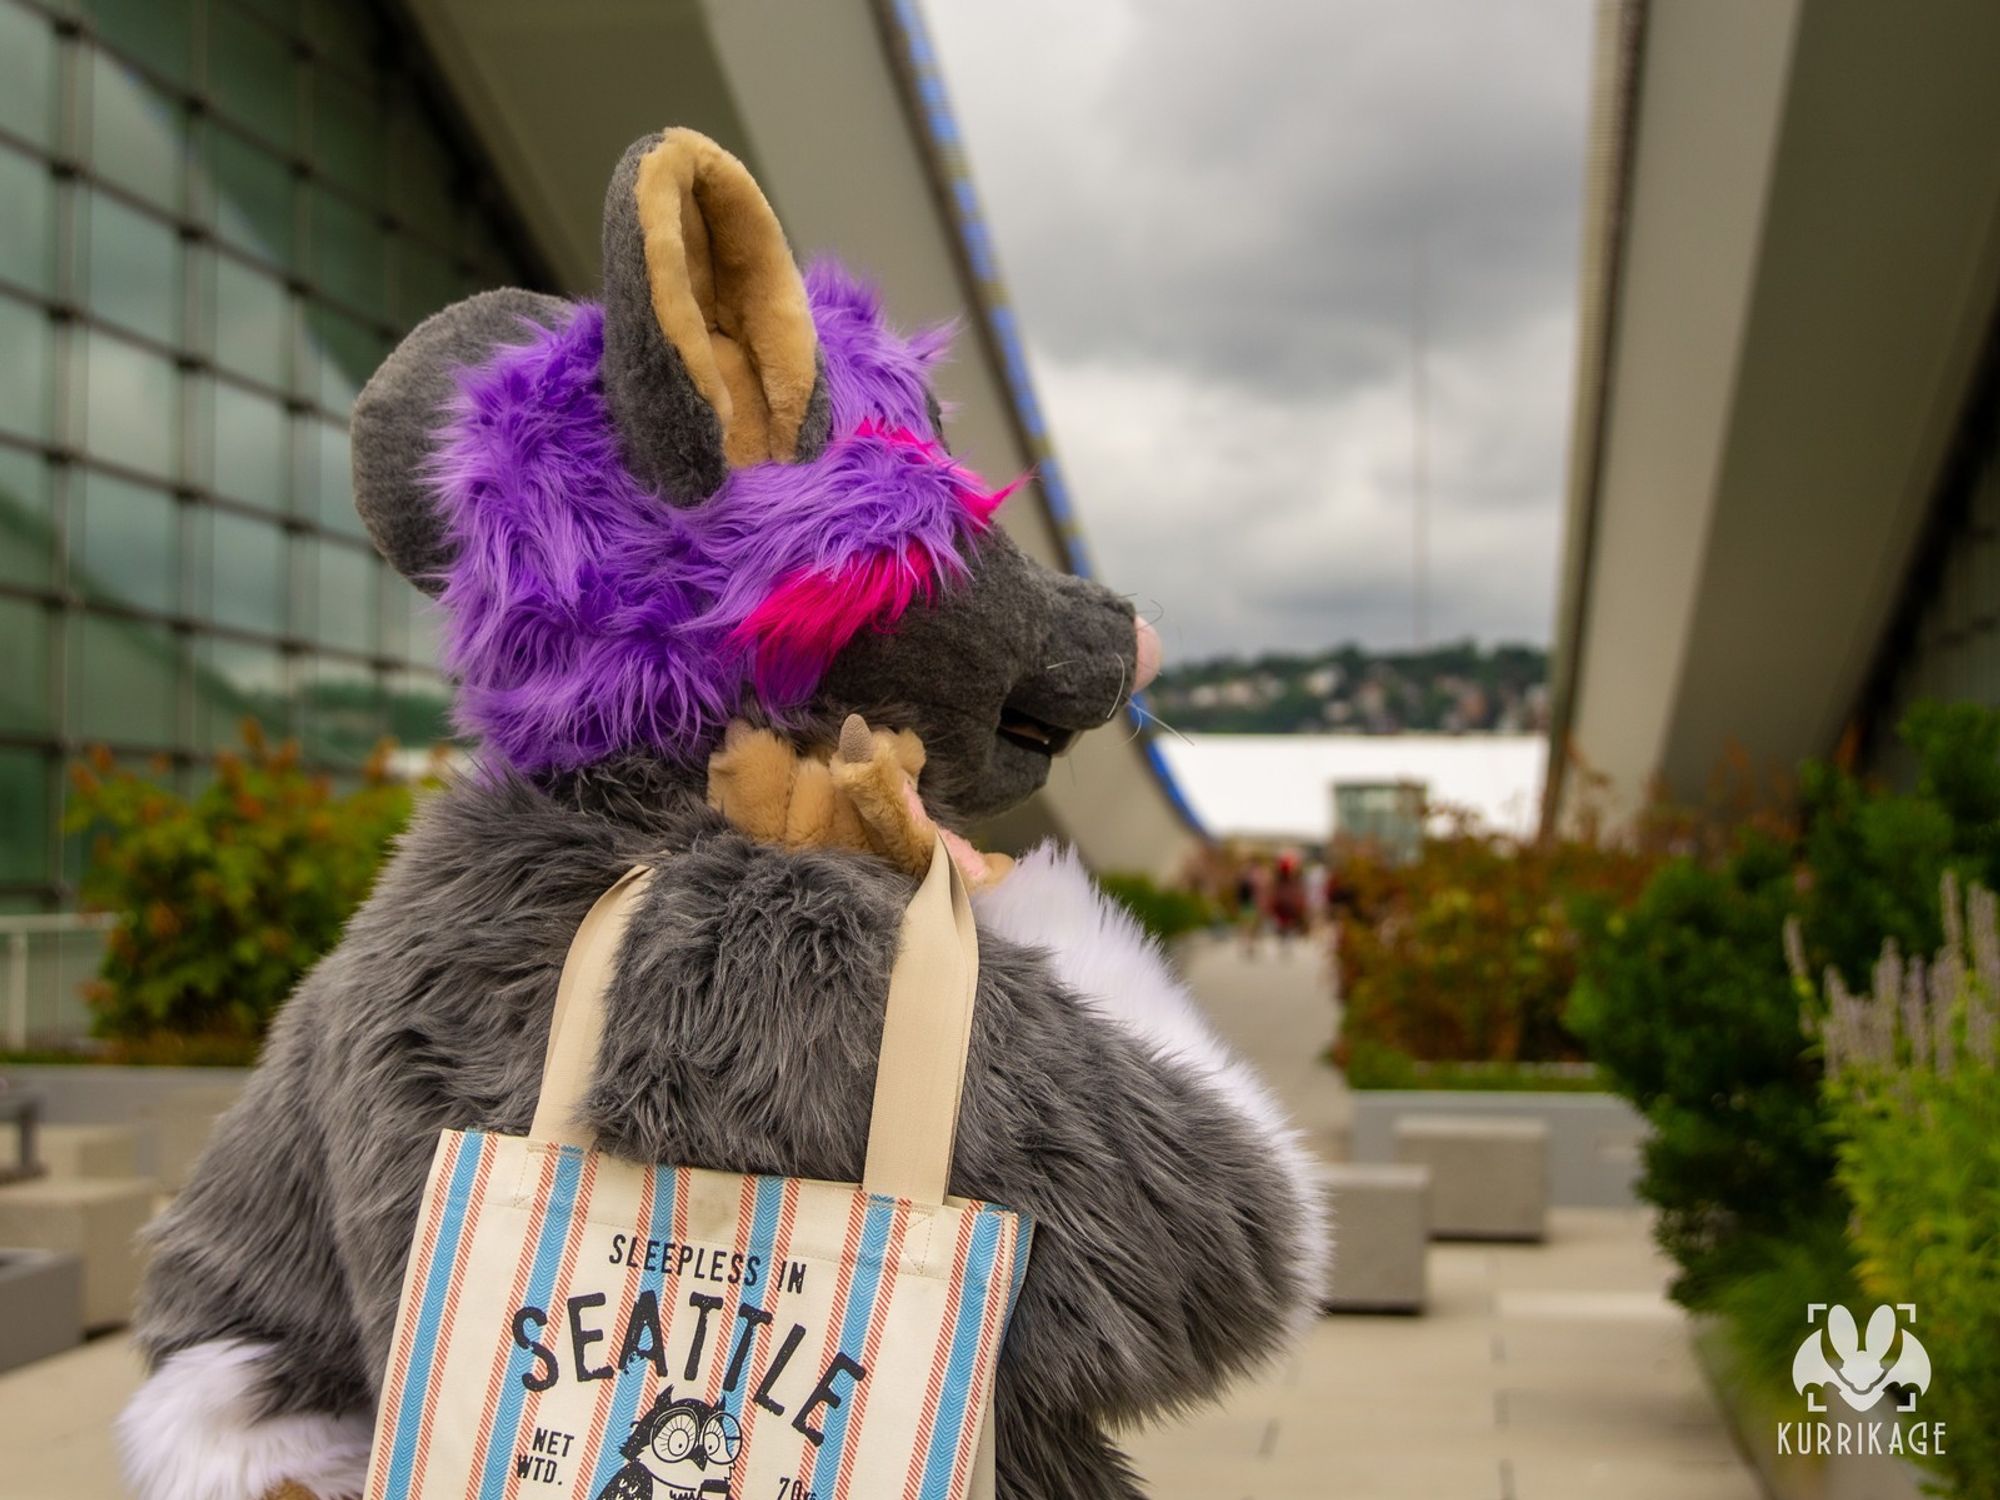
[1269,851,1308,946]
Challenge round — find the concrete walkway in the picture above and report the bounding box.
[1124,934,1761,1500]
[0,934,1760,1500]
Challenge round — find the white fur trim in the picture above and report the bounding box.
[119,1340,372,1500]
[974,843,1329,1303]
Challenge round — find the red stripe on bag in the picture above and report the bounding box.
[946,1219,1012,1497]
[503,1151,601,1500]
[405,1140,498,1493]
[578,1169,659,1466]
[701,1175,763,1399]
[831,1199,912,1500]
[794,1192,873,1493]
[367,1134,463,1500]
[467,1146,561,1485]
[629,1167,693,1422]
[900,1210,978,1500]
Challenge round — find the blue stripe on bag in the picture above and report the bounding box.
[915,1208,1003,1500]
[809,1194,898,1479]
[476,1146,586,1497]
[381,1132,487,1496]
[719,1177,787,1420]
[586,1168,682,1497]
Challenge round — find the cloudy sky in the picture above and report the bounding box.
[923,0,1596,664]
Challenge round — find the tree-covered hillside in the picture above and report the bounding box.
[1147,640,1548,734]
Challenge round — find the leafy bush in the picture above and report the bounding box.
[1097,872,1216,945]
[1567,834,1842,1304]
[1339,1036,1602,1091]
[68,724,417,1058]
[1333,815,1656,1071]
[1812,876,2000,1500]
[1569,703,2000,1316]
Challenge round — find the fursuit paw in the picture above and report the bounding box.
[705,716,1012,889]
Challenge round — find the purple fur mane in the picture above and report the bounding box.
[428,259,1004,775]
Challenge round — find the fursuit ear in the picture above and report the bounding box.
[601,128,831,506]
[352,287,572,595]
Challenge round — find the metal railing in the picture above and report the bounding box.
[0,912,118,1051]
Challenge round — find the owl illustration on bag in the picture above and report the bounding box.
[594,1387,743,1500]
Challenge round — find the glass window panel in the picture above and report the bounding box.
[378,567,416,660]
[77,472,177,613]
[211,253,289,387]
[211,381,289,509]
[389,103,458,244]
[192,634,289,748]
[303,302,386,413]
[309,418,360,535]
[208,8,297,150]
[0,146,54,294]
[0,747,50,886]
[0,446,55,588]
[207,508,286,633]
[0,297,52,441]
[0,597,50,732]
[87,191,181,345]
[79,330,178,478]
[84,0,196,88]
[406,582,442,668]
[89,52,184,212]
[302,0,382,76]
[206,126,295,267]
[391,240,462,329]
[0,1,54,146]
[313,70,386,201]
[310,188,385,309]
[385,667,451,747]
[314,539,374,653]
[300,656,382,766]
[232,0,297,28]
[69,610,179,747]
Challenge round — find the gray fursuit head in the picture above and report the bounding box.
[121,128,1325,1500]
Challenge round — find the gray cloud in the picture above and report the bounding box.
[925,0,1593,657]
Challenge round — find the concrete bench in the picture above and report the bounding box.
[1393,1114,1548,1241]
[149,1084,243,1193]
[0,1176,155,1328]
[1318,1162,1429,1312]
[35,1123,142,1180]
[0,1247,83,1372]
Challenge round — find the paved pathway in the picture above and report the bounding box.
[1124,934,1761,1500]
[0,934,1759,1500]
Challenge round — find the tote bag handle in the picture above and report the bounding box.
[530,838,980,1208]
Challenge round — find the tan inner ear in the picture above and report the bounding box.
[634,129,818,467]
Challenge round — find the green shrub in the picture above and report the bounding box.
[1333,817,1656,1072]
[1096,872,1215,945]
[1339,1035,1603,1091]
[1569,702,2000,1327]
[1813,877,2000,1500]
[1568,834,1844,1305]
[68,724,417,1058]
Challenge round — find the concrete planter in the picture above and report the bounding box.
[0,1247,83,1372]
[1693,1317,1929,1500]
[1349,1089,1645,1208]
[0,1065,249,1185]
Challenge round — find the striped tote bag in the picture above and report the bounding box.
[364,839,1029,1500]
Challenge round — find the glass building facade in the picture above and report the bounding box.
[0,0,543,908]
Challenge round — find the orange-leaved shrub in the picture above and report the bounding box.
[68,722,419,1061]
